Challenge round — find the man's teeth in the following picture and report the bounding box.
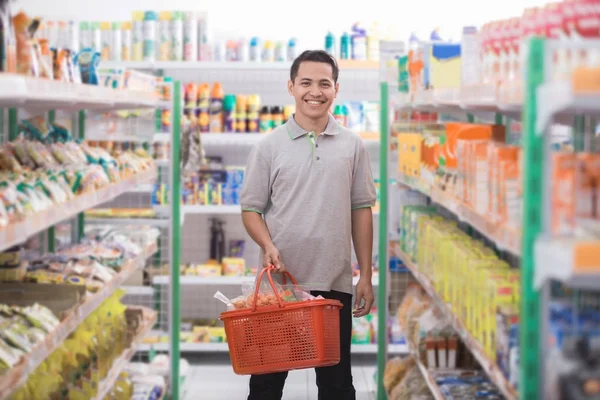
[306,100,322,105]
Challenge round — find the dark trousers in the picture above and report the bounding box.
[248,290,356,400]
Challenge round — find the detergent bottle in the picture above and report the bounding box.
[209,82,224,133]
[197,83,210,132]
[351,23,367,61]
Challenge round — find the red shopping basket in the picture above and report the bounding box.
[220,266,343,375]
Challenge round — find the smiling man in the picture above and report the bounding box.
[240,50,377,400]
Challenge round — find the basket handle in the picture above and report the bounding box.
[251,265,298,312]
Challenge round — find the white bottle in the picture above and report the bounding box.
[68,20,79,52]
[237,38,248,62]
[158,11,171,61]
[111,22,122,61]
[171,11,184,61]
[197,11,208,61]
[183,11,198,61]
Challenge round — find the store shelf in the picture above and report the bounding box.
[93,307,158,400]
[101,60,379,71]
[0,73,159,111]
[138,341,406,354]
[398,174,521,256]
[0,168,157,253]
[152,274,380,286]
[397,250,518,400]
[0,242,158,399]
[153,204,241,216]
[86,133,156,143]
[534,236,600,289]
[86,217,170,228]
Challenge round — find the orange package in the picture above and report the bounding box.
[12,12,36,76]
[552,152,576,235]
[575,153,600,221]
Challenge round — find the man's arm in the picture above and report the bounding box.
[242,211,285,272]
[352,207,374,317]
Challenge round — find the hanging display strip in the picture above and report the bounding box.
[93,307,158,400]
[397,249,518,400]
[0,242,158,399]
[0,168,157,253]
[0,74,159,111]
[398,174,521,256]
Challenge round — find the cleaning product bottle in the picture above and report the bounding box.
[111,22,122,61]
[333,104,347,126]
[367,22,381,61]
[210,218,219,260]
[262,40,274,62]
[351,23,367,61]
[91,22,102,54]
[249,37,260,62]
[100,21,111,61]
[131,11,144,61]
[274,40,285,62]
[183,10,197,61]
[197,83,210,132]
[271,106,283,128]
[340,32,350,60]
[121,21,132,61]
[283,105,295,122]
[209,82,224,132]
[143,11,158,62]
[325,31,336,57]
[236,95,248,132]
[223,94,236,133]
[287,38,297,61]
[259,106,272,133]
[158,11,171,61]
[79,21,91,50]
[171,11,184,61]
[184,82,197,117]
[246,94,260,133]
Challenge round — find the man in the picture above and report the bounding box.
[240,50,377,400]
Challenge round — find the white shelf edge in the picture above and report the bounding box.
[86,217,169,228]
[152,274,380,286]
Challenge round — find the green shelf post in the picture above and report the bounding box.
[77,110,86,242]
[521,36,546,400]
[47,110,57,253]
[376,82,389,400]
[8,108,18,141]
[467,113,475,123]
[574,116,585,152]
[494,112,503,126]
[170,81,182,400]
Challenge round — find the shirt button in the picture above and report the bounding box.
[315,144,319,148]
[316,156,320,160]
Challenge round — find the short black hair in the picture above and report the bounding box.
[290,50,339,83]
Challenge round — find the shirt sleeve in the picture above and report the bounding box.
[241,145,271,214]
[351,139,377,210]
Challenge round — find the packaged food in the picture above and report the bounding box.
[12,12,36,76]
[74,48,100,84]
[0,0,17,73]
[384,356,416,395]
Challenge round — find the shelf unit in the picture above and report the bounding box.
[377,37,600,400]
[0,73,181,398]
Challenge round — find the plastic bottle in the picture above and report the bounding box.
[246,94,261,133]
[171,11,183,61]
[237,38,248,62]
[213,40,225,62]
[225,40,237,62]
[131,11,144,61]
[79,22,91,50]
[351,23,367,61]
[158,11,171,61]
[57,21,68,49]
[275,41,286,62]
[262,40,274,62]
[209,82,224,133]
[121,22,132,61]
[223,94,236,133]
[271,106,284,128]
[197,83,210,132]
[183,11,197,61]
[333,104,347,126]
[236,95,248,132]
[283,105,295,122]
[325,31,336,57]
[68,20,79,52]
[143,11,158,62]
[100,21,111,61]
[197,11,208,61]
[340,32,350,60]
[111,22,121,61]
[259,106,272,133]
[287,38,297,61]
[249,37,261,61]
[184,82,198,117]
[367,22,381,61]
[91,22,101,54]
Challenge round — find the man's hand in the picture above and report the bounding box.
[353,277,374,318]
[263,244,286,272]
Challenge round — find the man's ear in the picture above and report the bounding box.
[288,80,294,95]
[334,82,339,98]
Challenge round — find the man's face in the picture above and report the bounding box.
[288,61,339,120]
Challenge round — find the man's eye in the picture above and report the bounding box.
[301,82,310,87]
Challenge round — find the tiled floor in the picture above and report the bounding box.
[182,355,378,400]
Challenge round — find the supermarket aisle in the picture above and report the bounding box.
[183,355,377,400]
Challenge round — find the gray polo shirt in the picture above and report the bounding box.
[240,114,377,294]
